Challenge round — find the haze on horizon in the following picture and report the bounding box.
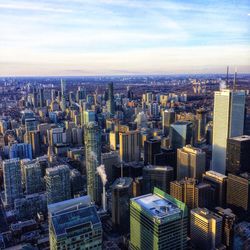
[0,0,250,76]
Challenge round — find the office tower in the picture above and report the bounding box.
[162,108,175,136]
[83,110,96,124]
[214,207,236,249]
[119,130,140,163]
[39,87,44,108]
[32,87,38,108]
[23,160,43,194]
[143,165,173,194]
[196,108,207,142]
[107,82,115,115]
[130,187,188,250]
[48,127,64,146]
[69,91,75,106]
[144,138,161,165]
[226,135,250,174]
[84,122,101,203]
[9,143,32,160]
[101,151,120,185]
[109,131,118,150]
[25,117,37,133]
[28,130,41,158]
[170,178,212,209]
[76,86,86,102]
[177,145,206,180]
[212,89,246,174]
[202,170,227,207]
[3,159,23,207]
[227,173,250,214]
[132,177,143,197]
[112,177,133,233]
[70,169,84,197]
[48,196,102,250]
[45,165,71,204]
[190,208,223,250]
[60,79,66,112]
[14,193,47,220]
[170,121,193,149]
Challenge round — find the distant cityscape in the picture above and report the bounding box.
[0,73,249,249]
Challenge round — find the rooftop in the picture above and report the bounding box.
[229,135,250,142]
[191,208,222,221]
[204,170,227,181]
[131,193,180,220]
[113,177,133,189]
[144,165,173,172]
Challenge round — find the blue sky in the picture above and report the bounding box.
[0,0,249,76]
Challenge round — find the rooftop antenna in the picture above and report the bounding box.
[233,67,237,91]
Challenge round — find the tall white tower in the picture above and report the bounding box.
[212,89,246,174]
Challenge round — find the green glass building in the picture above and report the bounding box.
[130,187,188,250]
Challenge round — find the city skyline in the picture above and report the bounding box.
[0,0,250,76]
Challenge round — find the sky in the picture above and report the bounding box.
[0,0,249,76]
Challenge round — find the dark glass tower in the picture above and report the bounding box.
[107,82,115,115]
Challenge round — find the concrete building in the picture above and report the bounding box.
[3,158,23,207]
[190,208,223,250]
[48,196,102,250]
[212,89,246,174]
[177,145,206,180]
[45,165,71,205]
[130,187,188,250]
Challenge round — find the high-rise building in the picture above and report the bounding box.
[170,178,212,209]
[23,160,43,195]
[130,187,188,250]
[3,158,23,207]
[202,170,227,208]
[226,135,250,174]
[28,130,41,158]
[214,207,236,249]
[177,145,206,180]
[107,82,115,115]
[83,110,96,124]
[60,79,66,112]
[48,196,102,250]
[25,117,37,133]
[9,143,32,160]
[143,165,173,194]
[162,108,175,136]
[170,121,193,149]
[212,89,246,174]
[84,122,102,203]
[119,130,140,163]
[190,208,223,250]
[112,177,133,233]
[39,87,44,108]
[227,172,250,215]
[143,138,161,165]
[45,165,71,204]
[196,108,207,142]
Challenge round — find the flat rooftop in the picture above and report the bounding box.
[204,170,227,181]
[229,135,250,142]
[132,193,180,219]
[51,205,101,237]
[113,177,132,189]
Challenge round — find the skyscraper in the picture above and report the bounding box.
[60,79,66,112]
[25,117,37,133]
[84,122,102,203]
[112,177,133,233]
[28,130,41,158]
[23,160,43,195]
[227,172,250,215]
[130,187,188,250]
[119,130,140,163]
[162,108,175,136]
[212,89,246,174]
[170,178,212,209]
[39,87,44,108]
[107,82,115,115]
[177,145,206,180]
[170,121,193,149]
[202,170,227,208]
[190,208,223,250]
[196,108,207,142]
[3,158,23,207]
[143,138,161,165]
[226,135,250,174]
[143,165,174,194]
[45,165,71,204]
[48,196,102,250]
[9,143,32,160]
